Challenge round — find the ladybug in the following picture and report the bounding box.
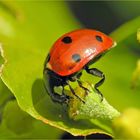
[43,29,116,104]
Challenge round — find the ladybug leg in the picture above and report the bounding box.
[77,80,90,94]
[70,72,90,93]
[66,81,85,103]
[85,67,105,101]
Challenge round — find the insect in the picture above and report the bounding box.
[43,29,116,104]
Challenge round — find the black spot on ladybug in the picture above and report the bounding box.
[62,36,72,44]
[72,54,81,62]
[96,35,103,42]
[46,54,50,62]
[68,65,74,70]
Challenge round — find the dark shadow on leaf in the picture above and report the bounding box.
[31,79,109,132]
[61,132,112,139]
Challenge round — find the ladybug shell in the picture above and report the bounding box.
[47,29,116,76]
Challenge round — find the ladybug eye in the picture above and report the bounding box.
[96,35,103,42]
[62,36,72,44]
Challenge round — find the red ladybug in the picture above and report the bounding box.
[43,29,116,104]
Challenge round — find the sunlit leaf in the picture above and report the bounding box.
[0,1,140,137]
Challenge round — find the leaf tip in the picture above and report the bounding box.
[68,82,120,121]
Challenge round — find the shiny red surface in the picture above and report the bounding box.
[48,29,115,76]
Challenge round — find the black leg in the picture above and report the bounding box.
[69,72,89,98]
[45,86,70,104]
[66,81,85,103]
[85,67,105,101]
[77,80,90,94]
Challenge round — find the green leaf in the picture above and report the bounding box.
[131,29,140,89]
[110,16,140,42]
[68,82,120,121]
[1,1,108,137]
[84,17,140,111]
[0,1,115,137]
[131,59,140,89]
[137,28,140,42]
[2,100,34,135]
[0,100,63,139]
[0,79,13,107]
[0,1,140,137]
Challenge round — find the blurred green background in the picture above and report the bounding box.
[0,1,140,139]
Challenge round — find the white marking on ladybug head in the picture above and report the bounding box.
[47,62,52,70]
[111,41,117,48]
